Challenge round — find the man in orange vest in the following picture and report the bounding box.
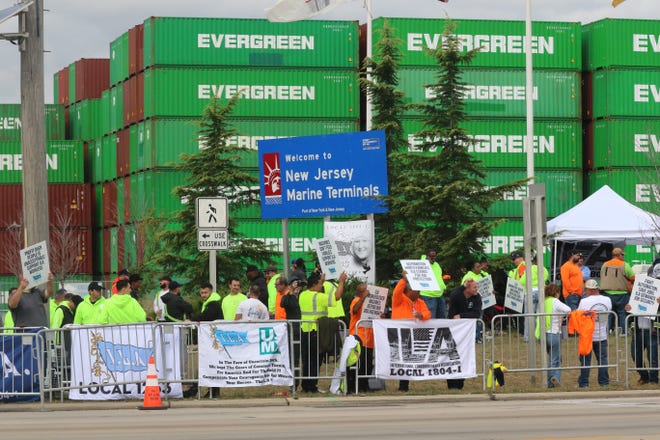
[600,247,635,336]
[560,250,584,310]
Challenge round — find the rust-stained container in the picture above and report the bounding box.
[0,227,92,275]
[73,59,110,103]
[0,183,91,228]
[122,176,131,225]
[102,181,118,227]
[129,24,145,76]
[54,66,70,106]
[103,228,111,274]
[123,76,134,127]
[116,127,130,177]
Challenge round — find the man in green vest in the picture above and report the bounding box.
[299,271,346,393]
[74,282,107,325]
[420,249,447,319]
[221,277,247,320]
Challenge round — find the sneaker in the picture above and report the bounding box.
[550,377,561,388]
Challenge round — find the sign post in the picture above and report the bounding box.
[195,197,228,286]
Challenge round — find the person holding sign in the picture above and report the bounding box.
[537,284,571,388]
[392,272,431,392]
[420,249,447,319]
[625,294,660,385]
[8,273,53,329]
[348,284,374,393]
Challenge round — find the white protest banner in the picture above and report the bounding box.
[374,319,476,380]
[358,285,388,328]
[324,220,375,283]
[504,277,525,314]
[69,324,183,400]
[313,237,341,280]
[20,240,50,288]
[477,276,496,309]
[629,274,660,315]
[400,259,440,291]
[198,322,293,387]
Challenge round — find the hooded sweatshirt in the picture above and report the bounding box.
[97,294,146,324]
[74,295,107,325]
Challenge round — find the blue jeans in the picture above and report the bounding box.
[421,295,446,319]
[578,340,609,387]
[546,332,562,387]
[632,328,659,383]
[565,293,582,311]
[604,293,629,334]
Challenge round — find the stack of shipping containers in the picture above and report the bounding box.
[0,102,92,281]
[582,19,660,264]
[71,17,361,274]
[373,18,583,260]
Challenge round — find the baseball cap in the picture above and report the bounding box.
[118,268,131,276]
[510,251,523,261]
[585,279,599,289]
[88,282,104,291]
[612,247,625,257]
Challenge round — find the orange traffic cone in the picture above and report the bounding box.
[138,355,167,410]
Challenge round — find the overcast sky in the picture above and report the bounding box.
[0,0,656,103]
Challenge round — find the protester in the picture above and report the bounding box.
[160,281,193,322]
[221,277,247,320]
[234,285,270,321]
[8,273,53,329]
[538,284,571,388]
[447,278,482,390]
[419,249,447,319]
[74,282,107,325]
[246,265,268,307]
[190,283,223,321]
[391,271,431,392]
[600,247,635,336]
[97,279,147,324]
[348,283,376,393]
[153,275,171,322]
[560,250,584,310]
[577,279,612,388]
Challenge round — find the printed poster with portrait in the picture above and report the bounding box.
[324,220,375,283]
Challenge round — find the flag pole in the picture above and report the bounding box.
[365,0,373,132]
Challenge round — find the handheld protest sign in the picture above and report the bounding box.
[477,276,496,309]
[400,259,440,291]
[20,241,50,289]
[504,277,525,314]
[359,285,388,327]
[628,274,660,315]
[313,237,341,280]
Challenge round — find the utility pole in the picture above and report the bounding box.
[20,0,49,248]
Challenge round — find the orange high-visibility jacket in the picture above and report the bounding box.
[568,310,596,355]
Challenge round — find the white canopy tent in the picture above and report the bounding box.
[548,185,660,245]
[547,185,660,278]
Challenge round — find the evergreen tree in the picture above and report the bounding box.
[381,21,526,278]
[361,19,410,279]
[152,96,275,288]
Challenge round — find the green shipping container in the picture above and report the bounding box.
[123,223,137,270]
[90,139,103,183]
[482,219,552,265]
[0,104,65,141]
[583,19,660,70]
[235,218,324,265]
[143,67,358,119]
[399,68,581,118]
[587,168,660,210]
[483,169,582,218]
[589,118,660,169]
[109,226,119,274]
[100,89,111,136]
[110,32,129,86]
[0,140,84,183]
[101,134,117,182]
[143,17,359,68]
[589,68,660,119]
[109,84,124,133]
[71,99,104,141]
[139,117,359,172]
[129,124,139,172]
[373,18,581,69]
[402,119,581,169]
[128,170,188,221]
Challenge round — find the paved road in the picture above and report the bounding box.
[4,396,660,439]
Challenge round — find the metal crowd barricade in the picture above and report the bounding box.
[353,318,488,395]
[489,311,620,389]
[0,328,42,403]
[624,314,660,387]
[152,321,199,399]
